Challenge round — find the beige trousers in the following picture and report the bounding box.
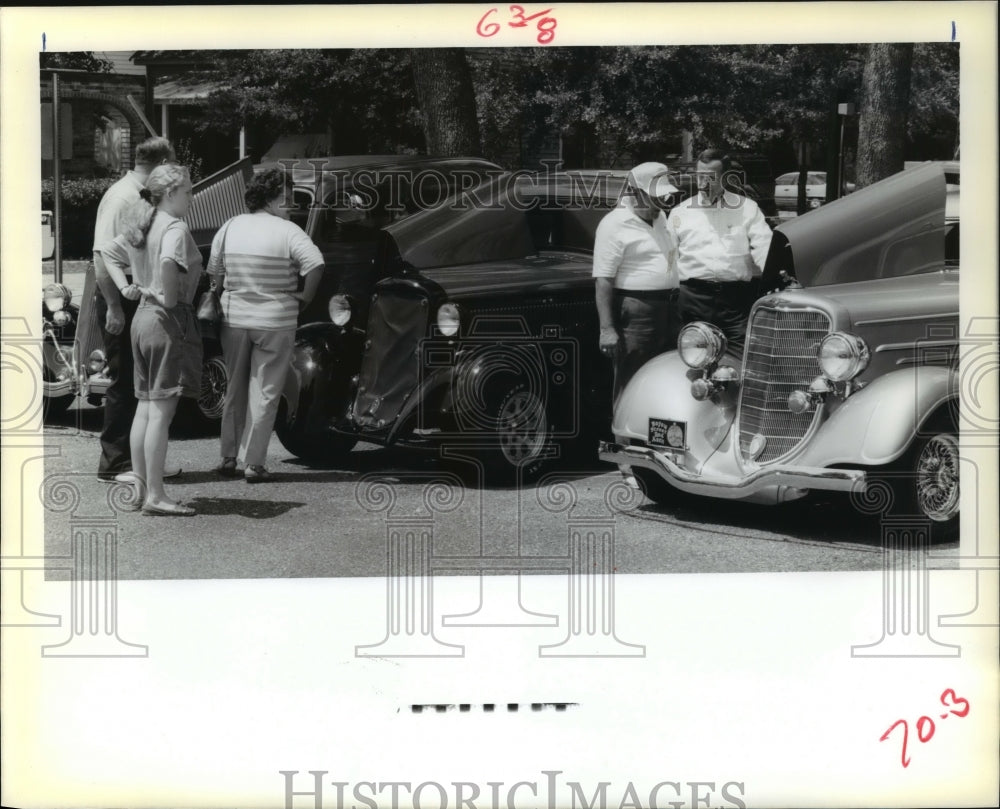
[219,324,295,467]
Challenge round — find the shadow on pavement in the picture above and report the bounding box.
[185,497,305,518]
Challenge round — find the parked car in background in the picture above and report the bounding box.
[774,170,855,212]
[276,170,635,478]
[601,161,960,540]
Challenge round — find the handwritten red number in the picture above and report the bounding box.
[881,719,911,768]
[536,16,557,44]
[477,8,500,37]
[508,5,552,26]
[941,688,970,717]
[916,715,936,742]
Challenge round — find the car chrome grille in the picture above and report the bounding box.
[738,306,831,464]
[352,288,429,431]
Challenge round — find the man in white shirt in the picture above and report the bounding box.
[593,162,680,405]
[666,148,773,351]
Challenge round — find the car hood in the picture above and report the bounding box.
[412,256,593,299]
[381,171,628,270]
[382,174,537,270]
[760,162,948,289]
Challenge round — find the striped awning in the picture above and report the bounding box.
[155,78,228,105]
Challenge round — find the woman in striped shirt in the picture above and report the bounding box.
[207,168,324,482]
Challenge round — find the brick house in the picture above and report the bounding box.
[40,68,148,180]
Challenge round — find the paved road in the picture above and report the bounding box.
[37,400,958,581]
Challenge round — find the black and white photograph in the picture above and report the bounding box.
[2,4,997,808]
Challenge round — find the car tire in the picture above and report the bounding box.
[274,398,357,464]
[633,468,675,506]
[482,387,555,484]
[870,428,960,543]
[172,352,229,435]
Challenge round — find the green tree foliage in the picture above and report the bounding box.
[40,51,113,73]
[182,45,954,171]
[908,43,959,157]
[187,49,424,154]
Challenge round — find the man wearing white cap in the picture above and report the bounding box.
[593,161,680,407]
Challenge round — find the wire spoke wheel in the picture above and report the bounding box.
[496,390,548,466]
[198,356,228,421]
[915,433,960,522]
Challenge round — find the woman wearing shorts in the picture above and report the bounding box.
[102,164,202,515]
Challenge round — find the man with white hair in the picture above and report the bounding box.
[593,161,680,406]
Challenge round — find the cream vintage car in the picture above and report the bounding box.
[600,161,960,540]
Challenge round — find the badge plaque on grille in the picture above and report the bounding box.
[649,418,686,449]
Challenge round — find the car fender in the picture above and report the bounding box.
[282,322,362,423]
[796,366,958,467]
[611,351,739,466]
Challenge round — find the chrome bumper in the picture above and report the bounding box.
[43,378,75,397]
[86,373,111,397]
[599,441,866,500]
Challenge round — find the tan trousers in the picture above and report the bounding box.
[219,324,295,467]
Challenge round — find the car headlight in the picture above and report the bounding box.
[43,282,71,313]
[87,349,106,374]
[436,302,461,337]
[818,332,870,382]
[678,322,727,369]
[328,294,352,327]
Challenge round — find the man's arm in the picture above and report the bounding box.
[94,251,133,335]
[592,217,623,352]
[291,265,324,309]
[745,204,774,273]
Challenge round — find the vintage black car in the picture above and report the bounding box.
[275,170,637,476]
[43,155,500,427]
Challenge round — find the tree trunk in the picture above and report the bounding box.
[856,43,914,188]
[410,48,482,157]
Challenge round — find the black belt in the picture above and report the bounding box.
[613,288,678,300]
[681,278,751,292]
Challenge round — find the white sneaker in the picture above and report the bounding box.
[622,474,640,490]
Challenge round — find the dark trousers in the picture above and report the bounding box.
[96,291,140,479]
[678,279,756,353]
[612,288,678,406]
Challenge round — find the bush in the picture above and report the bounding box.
[41,177,117,259]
